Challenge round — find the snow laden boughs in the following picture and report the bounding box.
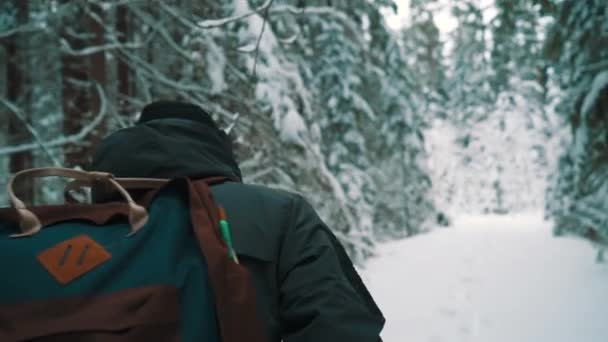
[293,0,436,243]
[543,0,608,257]
[0,0,435,263]
[427,81,555,216]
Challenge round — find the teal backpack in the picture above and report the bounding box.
[0,168,264,342]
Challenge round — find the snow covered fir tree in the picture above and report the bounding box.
[541,0,608,261]
[0,0,606,263]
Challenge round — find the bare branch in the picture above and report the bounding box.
[60,38,144,56]
[127,6,197,62]
[0,24,44,39]
[252,0,275,78]
[161,0,275,30]
[0,84,108,158]
[157,1,209,31]
[119,47,256,113]
[119,49,210,93]
[224,112,241,135]
[0,99,61,166]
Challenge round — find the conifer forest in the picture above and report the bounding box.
[0,0,607,266]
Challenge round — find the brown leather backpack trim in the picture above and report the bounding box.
[0,203,132,231]
[0,176,234,234]
[0,284,180,341]
[188,179,267,342]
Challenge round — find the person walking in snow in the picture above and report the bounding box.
[88,100,385,342]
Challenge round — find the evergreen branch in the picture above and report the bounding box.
[270,5,365,46]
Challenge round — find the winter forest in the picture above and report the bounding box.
[0,0,607,339]
[2,0,605,258]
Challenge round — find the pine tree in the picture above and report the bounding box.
[543,0,608,256]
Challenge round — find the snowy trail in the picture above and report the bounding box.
[361,213,608,342]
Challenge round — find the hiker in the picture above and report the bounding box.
[89,101,386,342]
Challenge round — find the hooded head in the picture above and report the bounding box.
[89,100,242,182]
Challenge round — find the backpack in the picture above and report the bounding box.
[0,168,266,342]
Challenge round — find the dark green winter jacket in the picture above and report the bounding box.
[89,101,385,342]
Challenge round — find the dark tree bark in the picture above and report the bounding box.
[89,3,107,117]
[117,4,135,115]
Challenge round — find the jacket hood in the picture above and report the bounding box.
[89,113,242,182]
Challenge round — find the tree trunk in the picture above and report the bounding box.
[117,4,135,115]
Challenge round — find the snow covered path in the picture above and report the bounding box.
[361,213,608,342]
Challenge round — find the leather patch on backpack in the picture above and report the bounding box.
[37,234,111,285]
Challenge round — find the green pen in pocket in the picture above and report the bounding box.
[218,206,239,264]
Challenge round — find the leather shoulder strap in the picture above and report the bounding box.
[187,179,267,342]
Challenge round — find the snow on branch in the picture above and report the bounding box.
[155,0,274,31]
[60,38,143,56]
[0,24,44,40]
[127,6,196,62]
[224,112,241,135]
[271,5,363,45]
[157,2,206,32]
[0,84,108,158]
[197,0,274,29]
[582,70,608,118]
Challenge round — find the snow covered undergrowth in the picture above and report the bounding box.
[361,212,608,342]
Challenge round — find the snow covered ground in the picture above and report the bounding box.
[361,212,608,342]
